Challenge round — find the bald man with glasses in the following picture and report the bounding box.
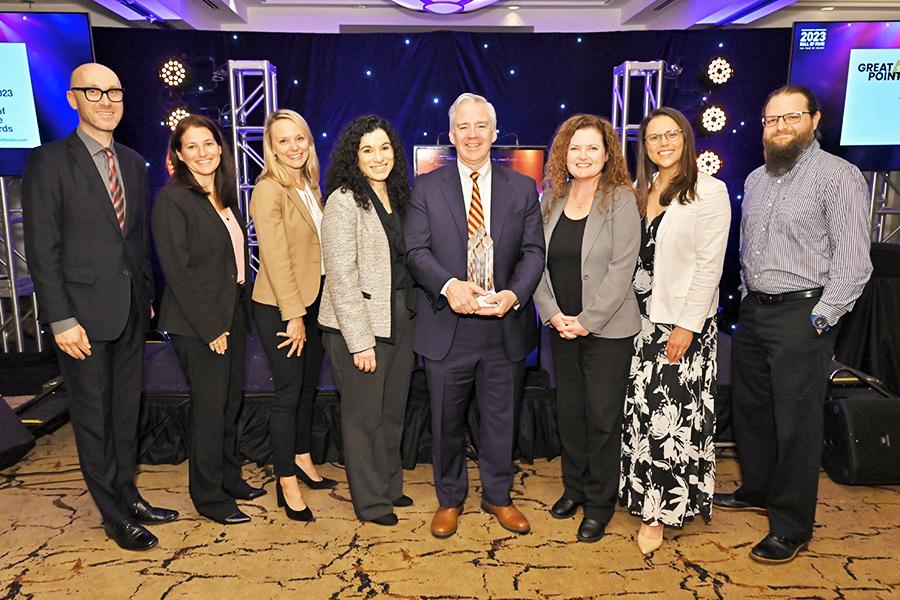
[22,63,178,551]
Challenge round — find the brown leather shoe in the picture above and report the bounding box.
[431,506,461,538]
[481,500,531,534]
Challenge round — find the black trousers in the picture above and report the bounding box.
[56,295,143,524]
[323,292,414,521]
[253,291,324,477]
[550,333,634,523]
[171,288,248,520]
[731,295,838,541]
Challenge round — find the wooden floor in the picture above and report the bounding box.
[1,424,898,599]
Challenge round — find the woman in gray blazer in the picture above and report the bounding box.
[534,114,641,543]
[318,115,415,526]
[619,108,730,555]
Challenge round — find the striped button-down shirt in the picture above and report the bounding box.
[740,140,872,325]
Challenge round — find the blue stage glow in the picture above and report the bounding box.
[509,69,515,75]
[483,43,488,48]
[433,97,439,104]
[405,39,411,45]
[365,70,372,76]
[293,79,299,85]
[560,103,566,109]
[577,37,582,43]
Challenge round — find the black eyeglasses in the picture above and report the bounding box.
[71,87,124,103]
[645,129,683,146]
[761,111,812,128]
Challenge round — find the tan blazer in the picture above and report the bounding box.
[317,188,393,353]
[533,185,641,339]
[250,177,323,321]
[648,172,731,332]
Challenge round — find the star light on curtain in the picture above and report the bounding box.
[390,0,500,14]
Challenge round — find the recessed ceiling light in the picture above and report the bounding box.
[508,5,520,9]
[820,6,835,10]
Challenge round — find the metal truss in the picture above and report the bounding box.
[611,60,665,158]
[227,60,278,274]
[0,177,42,353]
[866,171,900,244]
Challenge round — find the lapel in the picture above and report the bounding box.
[441,165,467,239]
[489,162,508,248]
[581,189,608,269]
[543,192,565,266]
[67,132,124,237]
[286,185,316,232]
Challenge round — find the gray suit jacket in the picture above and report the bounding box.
[533,185,641,339]
[317,187,393,353]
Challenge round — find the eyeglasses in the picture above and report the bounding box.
[71,87,124,103]
[645,129,683,146]
[761,111,811,128]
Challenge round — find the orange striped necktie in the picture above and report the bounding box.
[102,147,126,232]
[467,171,484,238]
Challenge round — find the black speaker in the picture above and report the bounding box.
[822,368,900,485]
[0,397,36,470]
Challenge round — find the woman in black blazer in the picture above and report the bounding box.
[152,115,267,524]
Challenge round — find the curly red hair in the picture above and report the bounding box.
[542,114,632,220]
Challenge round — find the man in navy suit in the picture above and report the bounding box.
[22,63,177,551]
[405,93,545,538]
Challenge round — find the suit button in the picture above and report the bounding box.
[122,269,131,277]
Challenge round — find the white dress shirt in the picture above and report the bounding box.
[297,184,325,275]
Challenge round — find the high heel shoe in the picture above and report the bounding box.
[637,527,664,555]
[295,464,338,490]
[275,480,315,522]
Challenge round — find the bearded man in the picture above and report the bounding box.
[712,85,873,564]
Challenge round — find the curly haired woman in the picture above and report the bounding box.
[533,114,641,544]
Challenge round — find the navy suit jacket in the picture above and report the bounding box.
[22,130,153,341]
[405,162,545,362]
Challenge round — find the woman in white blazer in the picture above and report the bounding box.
[618,107,731,555]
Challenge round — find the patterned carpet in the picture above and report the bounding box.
[1,425,898,599]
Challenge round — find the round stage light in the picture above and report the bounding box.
[389,1,501,14]
[707,57,733,85]
[166,108,191,131]
[701,105,727,133]
[159,59,186,87]
[697,150,723,176]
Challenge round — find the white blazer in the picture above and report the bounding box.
[647,172,731,333]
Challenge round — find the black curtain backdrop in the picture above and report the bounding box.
[93,27,792,323]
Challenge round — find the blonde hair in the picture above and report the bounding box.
[258,109,321,198]
[448,92,497,130]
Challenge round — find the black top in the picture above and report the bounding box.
[639,211,666,276]
[366,185,415,342]
[547,212,587,316]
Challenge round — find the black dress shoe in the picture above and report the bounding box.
[366,513,398,526]
[712,492,767,514]
[227,485,268,501]
[211,509,251,525]
[295,465,338,490]
[104,518,158,551]
[576,517,605,543]
[392,494,414,508]
[549,496,581,519]
[128,500,179,525]
[750,534,809,564]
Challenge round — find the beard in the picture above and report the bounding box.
[764,129,815,175]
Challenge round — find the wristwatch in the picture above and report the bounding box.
[810,314,831,333]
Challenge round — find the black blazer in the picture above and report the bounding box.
[151,181,250,343]
[22,130,153,341]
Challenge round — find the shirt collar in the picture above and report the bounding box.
[456,159,491,182]
[76,127,115,157]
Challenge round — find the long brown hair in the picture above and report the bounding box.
[634,107,698,217]
[168,114,238,211]
[542,114,631,220]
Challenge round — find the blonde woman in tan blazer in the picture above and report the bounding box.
[251,109,334,522]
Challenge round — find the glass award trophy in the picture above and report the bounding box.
[467,224,497,306]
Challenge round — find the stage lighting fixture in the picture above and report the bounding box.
[389,1,501,14]
[697,150,723,176]
[701,106,727,134]
[159,59,186,87]
[166,107,190,131]
[707,57,733,85]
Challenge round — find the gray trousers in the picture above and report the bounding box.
[323,292,414,521]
